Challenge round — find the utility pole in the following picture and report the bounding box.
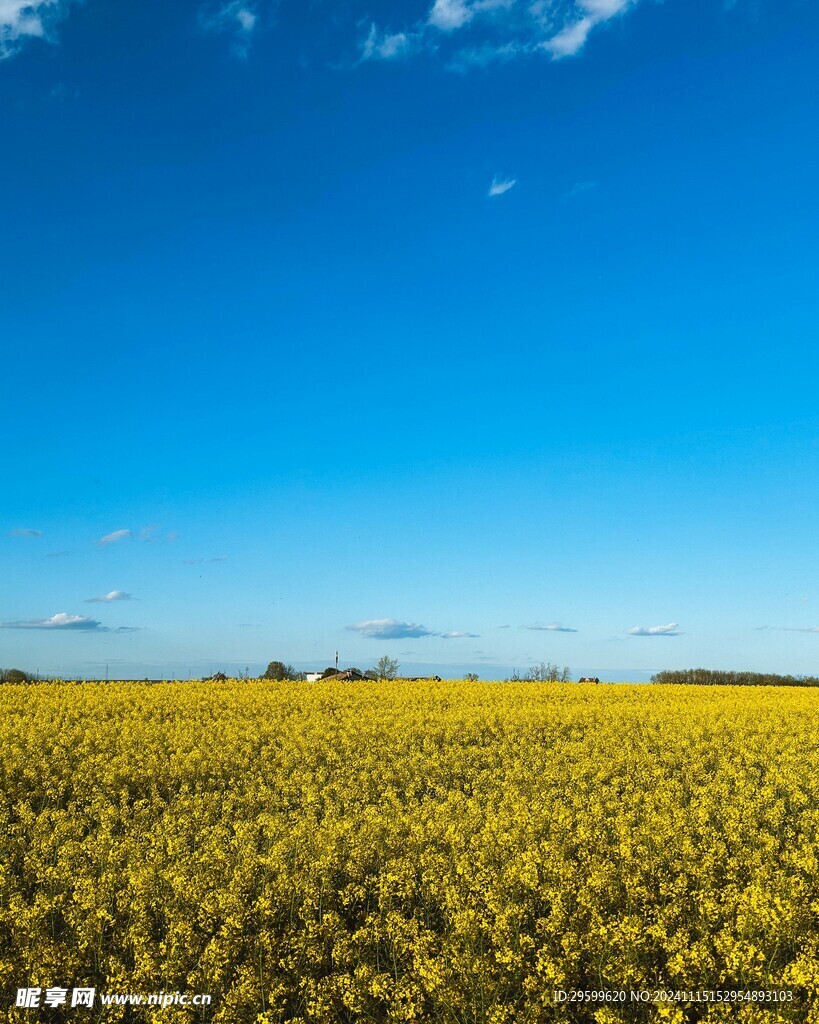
[335,650,339,672]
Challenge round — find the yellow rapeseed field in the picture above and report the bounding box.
[1,680,818,1023]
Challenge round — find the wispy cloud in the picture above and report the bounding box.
[441,630,480,638]
[85,591,135,604]
[628,622,683,637]
[347,618,435,640]
[0,612,138,633]
[8,528,42,537]
[360,0,641,67]
[360,23,418,61]
[523,622,578,632]
[0,0,75,60]
[488,175,516,196]
[757,625,819,634]
[95,529,133,546]
[545,0,636,57]
[543,15,593,57]
[46,550,70,558]
[200,0,259,57]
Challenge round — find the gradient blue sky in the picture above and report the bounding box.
[2,0,819,679]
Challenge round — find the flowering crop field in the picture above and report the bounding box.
[1,680,819,1024]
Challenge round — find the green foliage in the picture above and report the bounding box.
[374,655,398,680]
[464,672,479,682]
[262,662,303,681]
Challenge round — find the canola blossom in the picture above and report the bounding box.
[1,680,818,1023]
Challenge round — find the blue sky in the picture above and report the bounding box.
[2,0,819,680]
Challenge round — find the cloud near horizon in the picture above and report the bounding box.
[0,612,139,633]
[95,529,133,546]
[361,0,640,67]
[347,618,435,640]
[628,622,683,637]
[523,622,578,632]
[757,625,819,634]
[85,591,135,604]
[347,619,479,639]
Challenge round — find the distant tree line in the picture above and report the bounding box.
[651,668,819,687]
[507,663,571,683]
[262,657,398,682]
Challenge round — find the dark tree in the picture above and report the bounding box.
[0,668,32,684]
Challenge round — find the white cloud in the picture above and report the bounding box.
[628,622,683,637]
[361,0,642,66]
[523,622,578,632]
[85,591,135,604]
[360,23,417,61]
[580,0,631,17]
[488,175,516,196]
[544,0,636,57]
[95,529,133,546]
[0,0,74,60]
[347,618,434,640]
[200,0,259,57]
[543,16,592,57]
[0,612,137,632]
[428,0,474,32]
[440,630,480,638]
[8,527,42,537]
